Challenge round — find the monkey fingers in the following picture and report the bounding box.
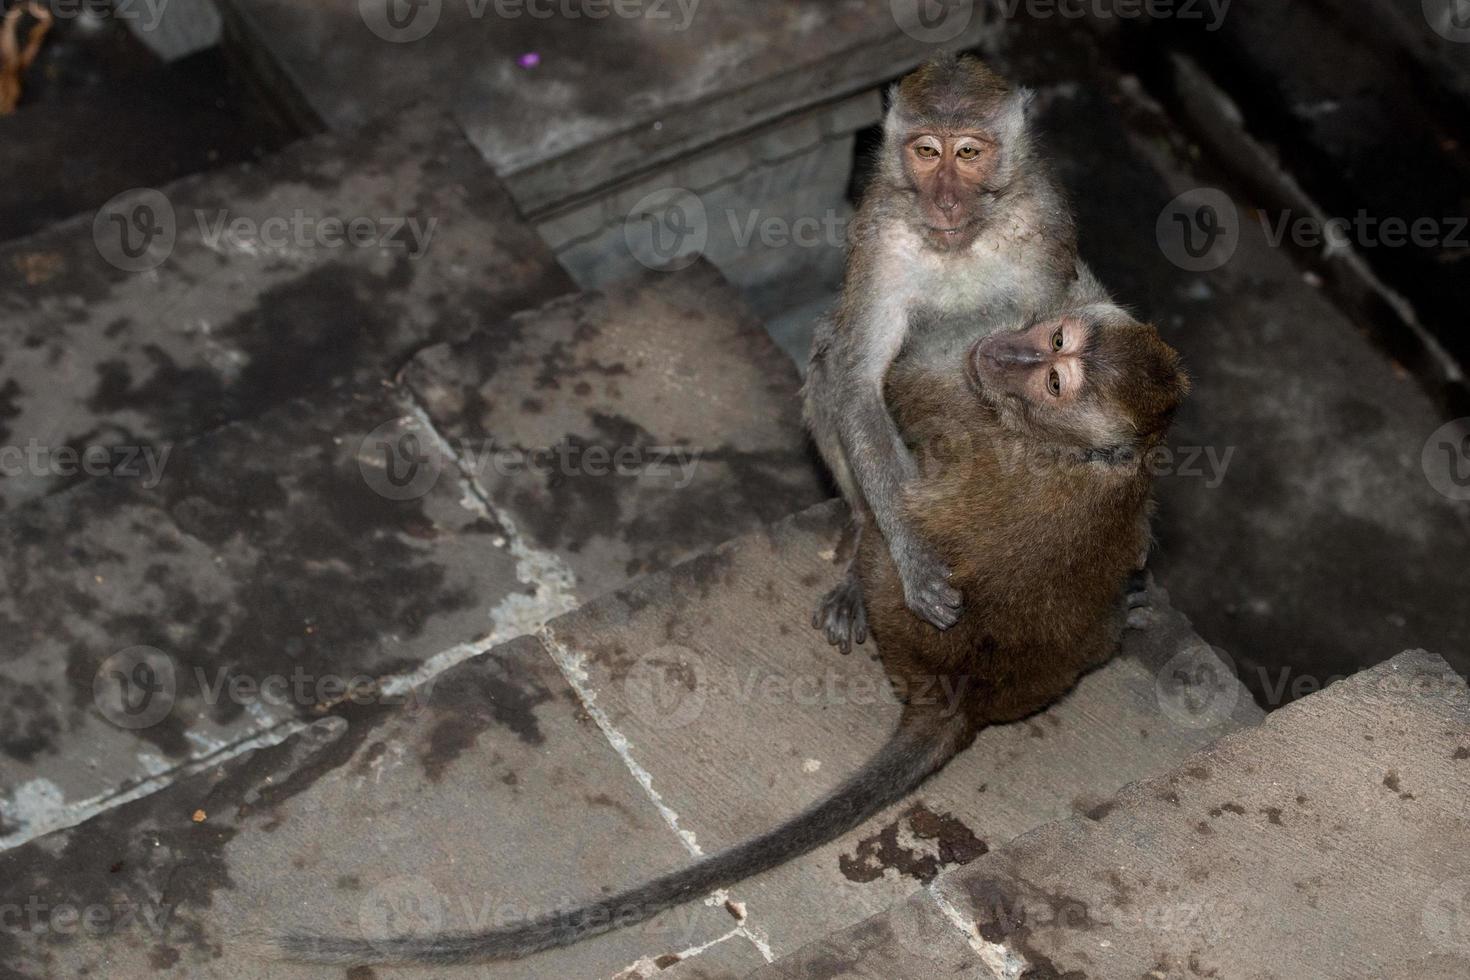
[897,545,963,630]
[812,574,868,655]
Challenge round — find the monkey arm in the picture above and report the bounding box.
[832,331,963,631]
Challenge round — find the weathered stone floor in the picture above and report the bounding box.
[0,263,824,853]
[759,650,1470,979]
[0,503,1255,978]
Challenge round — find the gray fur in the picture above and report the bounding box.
[805,55,1079,638]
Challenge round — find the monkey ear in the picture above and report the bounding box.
[986,87,1033,148]
[883,82,914,143]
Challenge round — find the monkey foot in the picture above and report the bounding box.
[812,576,867,655]
[1124,569,1152,629]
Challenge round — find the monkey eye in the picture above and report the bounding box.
[914,144,940,159]
[1047,369,1062,396]
[956,145,981,160]
[1051,329,1064,351]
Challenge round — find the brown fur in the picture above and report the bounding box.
[861,313,1189,727]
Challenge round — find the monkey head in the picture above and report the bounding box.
[883,55,1034,253]
[969,307,1189,457]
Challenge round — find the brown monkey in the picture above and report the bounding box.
[805,53,1078,643]
[267,304,1188,967]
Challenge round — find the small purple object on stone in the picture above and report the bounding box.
[518,52,541,69]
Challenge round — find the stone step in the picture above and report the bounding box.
[0,262,824,852]
[0,108,571,510]
[756,649,1470,979]
[214,1,994,333]
[0,8,300,243]
[1119,0,1470,384]
[0,500,1258,978]
[217,0,992,217]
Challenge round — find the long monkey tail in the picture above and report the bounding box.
[270,708,976,966]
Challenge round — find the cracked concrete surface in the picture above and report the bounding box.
[0,109,572,510]
[758,650,1470,978]
[0,263,824,854]
[0,501,1255,979]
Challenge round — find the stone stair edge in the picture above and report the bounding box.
[0,105,495,256]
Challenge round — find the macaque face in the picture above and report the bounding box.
[968,314,1126,449]
[969,313,1189,452]
[905,131,1001,251]
[971,315,1090,405]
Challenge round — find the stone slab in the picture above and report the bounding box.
[1,262,825,853]
[545,92,872,317]
[220,0,995,214]
[754,888,992,980]
[0,637,740,979]
[926,649,1470,979]
[402,260,827,599]
[0,382,523,850]
[0,108,572,509]
[541,501,1261,961]
[0,497,1258,979]
[752,650,1470,979]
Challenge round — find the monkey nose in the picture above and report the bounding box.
[984,343,1046,368]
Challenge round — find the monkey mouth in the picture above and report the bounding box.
[926,230,969,250]
[925,220,978,248]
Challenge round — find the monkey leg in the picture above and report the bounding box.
[1124,514,1153,626]
[802,353,863,507]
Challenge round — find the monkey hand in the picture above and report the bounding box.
[893,535,963,630]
